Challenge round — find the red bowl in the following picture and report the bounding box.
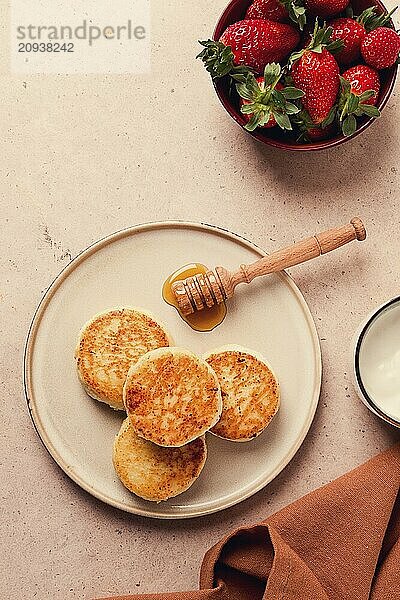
[212,0,398,151]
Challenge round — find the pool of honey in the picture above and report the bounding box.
[162,263,227,332]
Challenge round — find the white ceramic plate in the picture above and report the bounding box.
[24,222,322,519]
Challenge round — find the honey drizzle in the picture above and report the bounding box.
[162,263,227,332]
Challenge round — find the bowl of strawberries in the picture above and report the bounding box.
[198,0,399,149]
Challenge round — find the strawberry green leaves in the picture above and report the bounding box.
[338,75,380,136]
[236,63,304,131]
[197,44,305,132]
[357,6,398,32]
[280,86,306,99]
[197,40,252,81]
[341,114,357,136]
[292,108,331,139]
[289,20,344,65]
[281,0,307,30]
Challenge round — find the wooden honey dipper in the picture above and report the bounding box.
[172,218,367,316]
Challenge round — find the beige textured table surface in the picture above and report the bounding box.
[1,0,400,598]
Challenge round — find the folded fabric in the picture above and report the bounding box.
[97,445,400,600]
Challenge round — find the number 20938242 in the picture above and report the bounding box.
[18,42,74,52]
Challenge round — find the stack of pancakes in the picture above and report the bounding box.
[75,308,280,502]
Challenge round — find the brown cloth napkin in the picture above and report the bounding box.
[98,445,400,600]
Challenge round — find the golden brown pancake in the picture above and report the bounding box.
[75,308,172,410]
[124,347,222,447]
[204,345,280,442]
[113,418,207,501]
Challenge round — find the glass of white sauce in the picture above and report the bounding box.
[354,297,400,428]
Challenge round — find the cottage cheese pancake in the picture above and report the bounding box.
[113,419,207,502]
[204,345,280,441]
[124,347,222,447]
[75,308,172,410]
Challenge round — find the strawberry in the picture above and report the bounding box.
[338,65,381,135]
[307,123,336,139]
[246,0,289,23]
[329,7,398,65]
[290,23,341,124]
[329,18,367,64]
[361,27,400,69]
[342,64,380,104]
[245,0,307,29]
[218,19,300,73]
[237,63,304,130]
[305,0,349,19]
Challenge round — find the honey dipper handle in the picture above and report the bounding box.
[230,218,366,289]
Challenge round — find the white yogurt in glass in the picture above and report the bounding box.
[355,298,400,426]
